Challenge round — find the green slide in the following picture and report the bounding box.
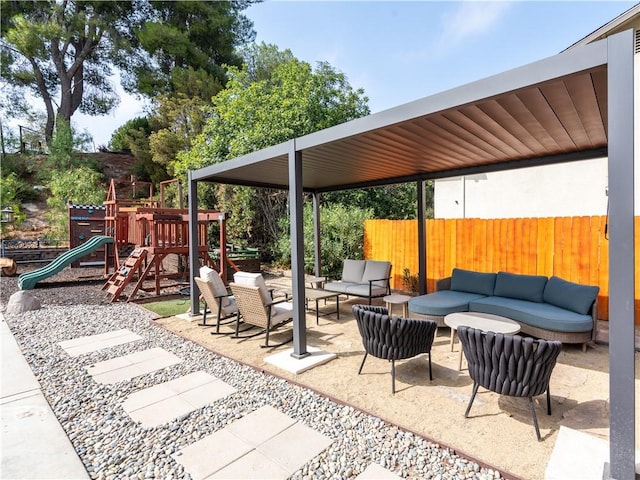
[18,235,114,290]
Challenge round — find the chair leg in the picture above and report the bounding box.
[465,382,479,418]
[391,359,396,394]
[428,352,433,381]
[546,388,551,415]
[358,352,368,374]
[529,397,542,441]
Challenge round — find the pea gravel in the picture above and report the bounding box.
[3,298,504,480]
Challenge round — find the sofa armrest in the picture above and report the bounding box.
[436,277,452,291]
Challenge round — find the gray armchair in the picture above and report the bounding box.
[457,326,562,441]
[352,304,438,394]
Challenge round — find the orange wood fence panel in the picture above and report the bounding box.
[364,216,638,324]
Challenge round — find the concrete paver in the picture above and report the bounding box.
[356,463,402,479]
[58,328,142,356]
[87,347,181,384]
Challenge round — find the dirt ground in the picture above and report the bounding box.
[2,267,639,479]
[153,273,640,480]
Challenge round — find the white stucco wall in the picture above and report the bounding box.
[434,158,609,219]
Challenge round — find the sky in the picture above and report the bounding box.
[72,0,638,149]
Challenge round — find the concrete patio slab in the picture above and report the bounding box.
[87,347,181,384]
[225,405,296,447]
[356,463,402,479]
[545,426,640,479]
[172,429,253,480]
[1,318,88,479]
[264,345,337,374]
[58,329,142,356]
[123,371,236,427]
[255,421,333,473]
[209,449,290,479]
[173,405,332,480]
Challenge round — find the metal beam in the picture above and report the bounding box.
[288,141,309,358]
[188,172,200,316]
[606,29,635,480]
[417,180,427,295]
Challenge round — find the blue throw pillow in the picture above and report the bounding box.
[543,276,599,315]
[450,268,496,296]
[493,271,547,303]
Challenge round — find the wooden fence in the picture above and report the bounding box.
[364,216,640,323]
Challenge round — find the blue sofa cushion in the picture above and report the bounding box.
[493,271,547,303]
[543,276,599,315]
[450,268,496,296]
[408,290,486,317]
[469,296,593,333]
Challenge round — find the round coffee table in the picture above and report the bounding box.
[444,312,521,370]
[383,294,412,317]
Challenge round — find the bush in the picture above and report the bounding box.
[45,166,105,238]
[275,202,373,277]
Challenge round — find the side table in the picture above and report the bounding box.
[383,294,412,317]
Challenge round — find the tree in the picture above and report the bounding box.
[176,44,370,255]
[1,1,256,143]
[1,1,137,142]
[124,1,257,98]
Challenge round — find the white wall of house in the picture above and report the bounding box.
[435,37,639,220]
[434,159,609,219]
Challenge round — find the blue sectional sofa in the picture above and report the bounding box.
[408,268,599,350]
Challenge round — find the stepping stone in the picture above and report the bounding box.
[122,371,236,427]
[173,405,333,480]
[87,347,181,384]
[58,329,142,357]
[356,463,402,479]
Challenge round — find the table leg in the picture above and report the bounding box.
[449,328,455,352]
[316,299,320,325]
[402,303,408,317]
[458,348,464,371]
[336,296,340,319]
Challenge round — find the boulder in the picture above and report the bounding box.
[6,290,41,314]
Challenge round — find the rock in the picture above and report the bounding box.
[6,290,41,313]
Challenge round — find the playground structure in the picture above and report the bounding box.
[101,178,231,302]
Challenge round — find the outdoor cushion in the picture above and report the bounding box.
[200,266,232,309]
[408,290,487,317]
[450,268,496,296]
[344,283,388,298]
[493,272,547,303]
[324,281,358,294]
[233,271,273,312]
[361,260,391,287]
[469,296,593,333]
[341,259,366,283]
[543,276,599,315]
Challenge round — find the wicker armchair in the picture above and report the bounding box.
[229,282,293,348]
[193,276,238,334]
[352,304,438,394]
[457,326,562,441]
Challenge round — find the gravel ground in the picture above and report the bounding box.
[1,267,503,479]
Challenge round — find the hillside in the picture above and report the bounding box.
[4,151,137,240]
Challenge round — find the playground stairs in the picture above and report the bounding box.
[102,248,148,302]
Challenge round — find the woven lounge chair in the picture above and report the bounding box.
[193,276,238,334]
[229,272,293,348]
[352,304,438,394]
[457,325,562,441]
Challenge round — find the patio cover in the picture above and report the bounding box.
[188,30,636,478]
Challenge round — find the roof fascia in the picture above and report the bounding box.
[295,38,608,152]
[564,4,640,51]
[190,141,289,181]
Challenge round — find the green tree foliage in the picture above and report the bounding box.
[125,1,256,98]
[1,1,256,143]
[108,117,151,152]
[275,203,374,278]
[1,0,137,141]
[0,172,29,233]
[45,166,105,238]
[176,43,370,256]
